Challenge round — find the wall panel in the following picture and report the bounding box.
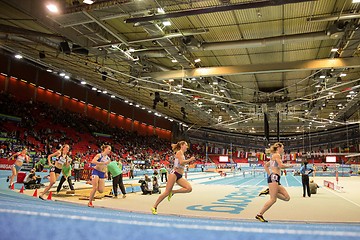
[87,90,109,110]
[36,88,61,108]
[138,123,148,136]
[63,81,87,101]
[124,118,132,131]
[9,59,37,81]
[0,54,9,74]
[0,75,6,91]
[7,78,35,101]
[155,117,172,131]
[38,71,62,93]
[110,99,133,118]
[133,109,153,125]
[147,125,154,136]
[63,97,85,115]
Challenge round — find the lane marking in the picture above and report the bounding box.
[323,187,360,208]
[0,208,358,237]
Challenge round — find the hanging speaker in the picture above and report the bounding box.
[59,42,71,55]
[72,44,89,55]
[39,51,46,59]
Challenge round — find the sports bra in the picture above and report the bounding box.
[16,154,26,163]
[173,152,185,170]
[97,154,109,163]
[56,155,68,165]
[269,154,280,168]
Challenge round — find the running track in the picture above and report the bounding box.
[1,171,359,240]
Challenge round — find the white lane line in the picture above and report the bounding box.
[283,175,289,187]
[292,175,302,185]
[322,187,360,208]
[0,208,358,237]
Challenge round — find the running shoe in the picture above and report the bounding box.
[258,188,269,196]
[151,207,157,215]
[167,191,173,201]
[255,215,268,222]
[6,176,9,182]
[122,194,126,198]
[88,202,94,208]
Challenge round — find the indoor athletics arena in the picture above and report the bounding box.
[0,0,360,239]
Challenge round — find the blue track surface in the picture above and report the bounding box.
[1,171,359,240]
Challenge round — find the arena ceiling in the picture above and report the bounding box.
[0,0,360,136]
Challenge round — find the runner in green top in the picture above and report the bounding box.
[56,158,75,194]
[107,157,126,198]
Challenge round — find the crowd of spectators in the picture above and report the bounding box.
[0,92,206,170]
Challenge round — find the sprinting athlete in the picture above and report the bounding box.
[255,142,293,222]
[88,145,111,208]
[39,144,70,200]
[151,141,195,215]
[8,147,30,188]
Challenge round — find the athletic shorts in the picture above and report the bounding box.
[170,170,182,181]
[13,164,22,173]
[92,169,106,179]
[267,173,281,185]
[50,166,62,174]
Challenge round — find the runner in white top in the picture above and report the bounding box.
[255,142,293,222]
[151,141,195,215]
[7,147,30,188]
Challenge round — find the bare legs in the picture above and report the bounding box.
[258,183,290,216]
[9,166,17,187]
[153,174,192,209]
[88,176,105,205]
[39,172,59,198]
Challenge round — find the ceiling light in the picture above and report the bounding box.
[331,48,339,52]
[102,90,107,94]
[81,81,86,84]
[194,58,201,63]
[319,75,326,79]
[83,0,94,4]
[46,69,52,72]
[157,8,165,14]
[46,4,59,13]
[111,95,115,98]
[59,73,66,77]
[171,59,178,63]
[340,73,347,77]
[162,21,171,26]
[14,54,23,59]
[92,87,97,91]
[64,75,70,79]
[352,0,360,3]
[97,90,101,92]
